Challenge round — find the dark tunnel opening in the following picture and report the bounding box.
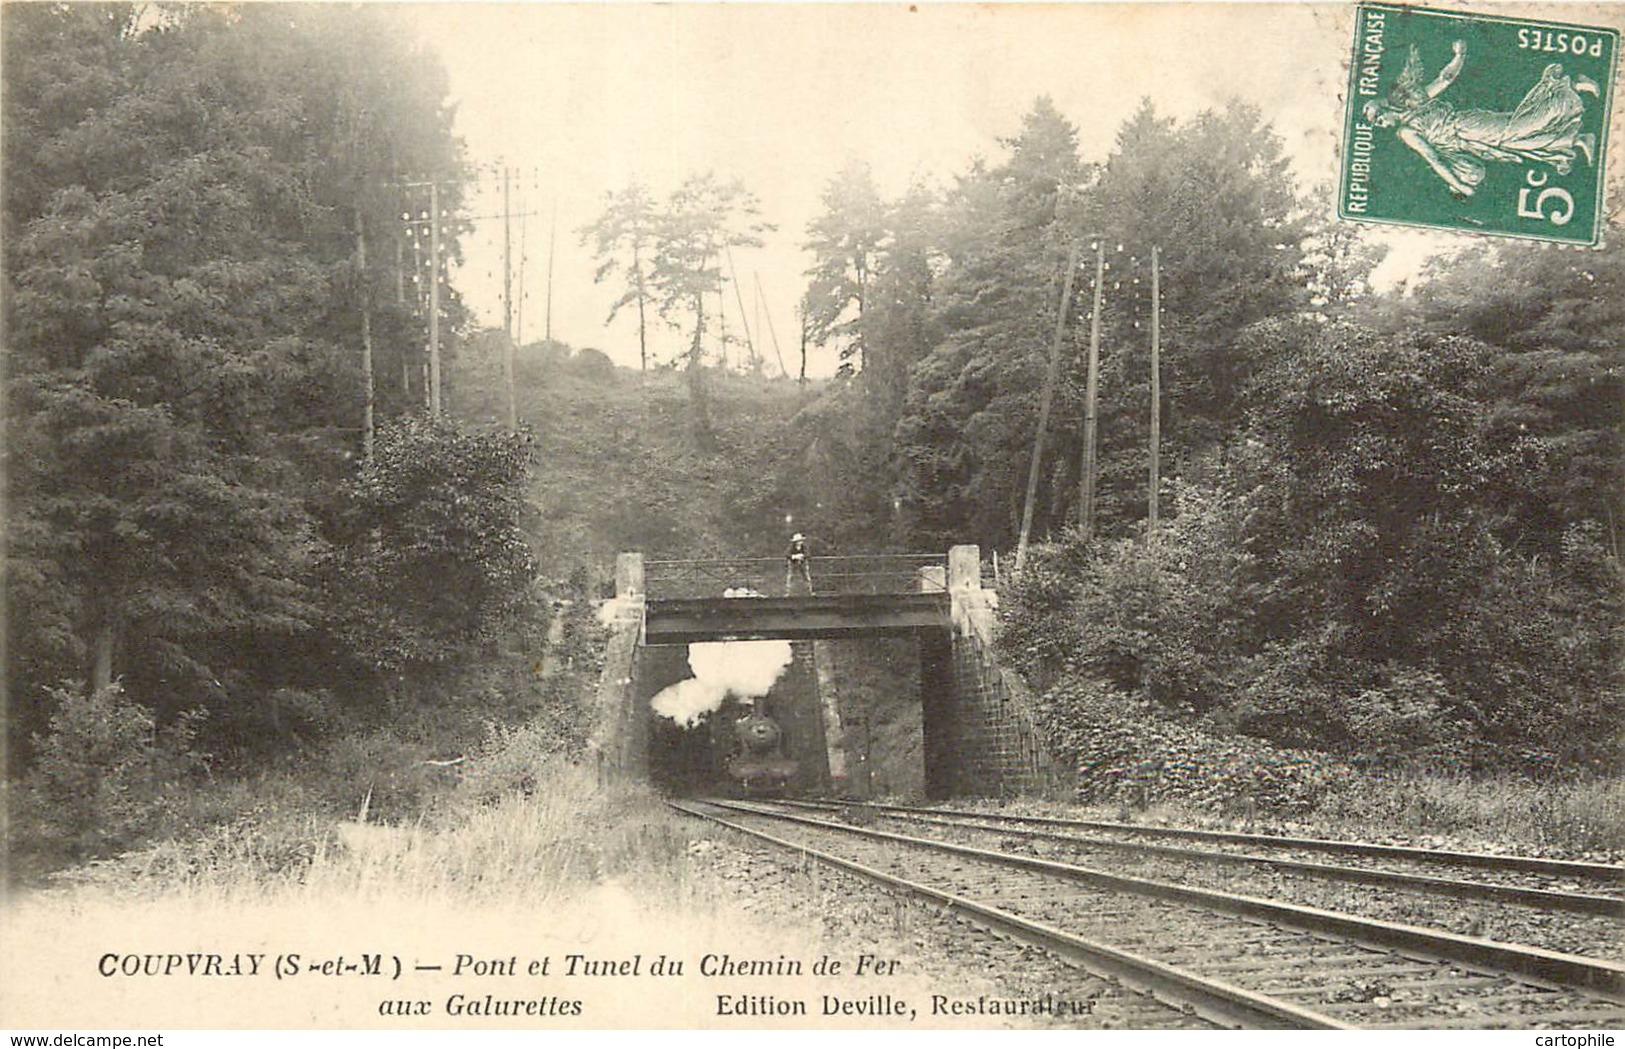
[641,637,929,800]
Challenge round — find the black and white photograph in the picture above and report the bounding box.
[2,1,1622,1036]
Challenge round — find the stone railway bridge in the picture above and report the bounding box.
[592,546,1059,798]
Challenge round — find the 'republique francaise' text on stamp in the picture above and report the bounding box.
[1341,3,1617,245]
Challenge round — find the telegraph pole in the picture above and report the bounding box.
[516,210,528,352]
[757,275,788,378]
[356,205,375,460]
[428,180,442,414]
[396,233,411,404]
[798,300,809,386]
[1148,246,1161,537]
[544,200,557,346]
[1016,240,1080,572]
[725,243,757,372]
[402,169,544,418]
[404,207,427,406]
[502,166,514,341]
[391,147,410,404]
[503,167,517,430]
[1077,239,1105,537]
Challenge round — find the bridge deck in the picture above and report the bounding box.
[643,593,951,645]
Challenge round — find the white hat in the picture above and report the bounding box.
[792,533,804,541]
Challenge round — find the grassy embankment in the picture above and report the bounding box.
[1306,772,1625,856]
[3,742,1005,1030]
[9,346,1613,1027]
[3,758,767,1027]
[3,356,961,1027]
[455,343,816,570]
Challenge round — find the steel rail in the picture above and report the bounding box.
[777,799,1625,883]
[710,798,1625,1000]
[769,800,1623,916]
[669,799,1344,1030]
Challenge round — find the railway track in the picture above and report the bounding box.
[674,797,1625,1029]
[774,798,1625,893]
[768,798,1625,919]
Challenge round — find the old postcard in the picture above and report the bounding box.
[4,1,1622,1039]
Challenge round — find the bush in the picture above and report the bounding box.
[318,415,538,678]
[570,347,617,383]
[1002,465,1624,772]
[25,682,204,860]
[313,730,450,824]
[456,713,588,808]
[1035,679,1354,815]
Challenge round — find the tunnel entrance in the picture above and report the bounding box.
[641,635,932,799]
[603,546,1051,799]
[814,636,926,799]
[642,640,829,796]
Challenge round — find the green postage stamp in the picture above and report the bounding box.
[1340,3,1618,245]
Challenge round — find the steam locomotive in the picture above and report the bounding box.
[725,707,797,795]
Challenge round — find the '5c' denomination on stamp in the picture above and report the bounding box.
[1341,3,1617,245]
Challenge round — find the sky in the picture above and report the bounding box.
[407,2,1622,377]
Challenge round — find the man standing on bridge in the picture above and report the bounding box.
[785,532,813,596]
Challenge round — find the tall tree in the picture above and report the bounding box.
[649,172,772,445]
[1229,319,1617,761]
[862,181,941,416]
[4,4,467,748]
[1072,98,1306,533]
[580,181,659,372]
[1398,230,1625,558]
[803,159,885,375]
[893,97,1086,549]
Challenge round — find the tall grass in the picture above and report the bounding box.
[106,764,688,907]
[313,767,692,904]
[1025,771,1625,858]
[4,761,832,1029]
[1311,772,1625,856]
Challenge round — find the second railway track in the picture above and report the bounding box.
[777,798,1625,889]
[675,796,1625,1030]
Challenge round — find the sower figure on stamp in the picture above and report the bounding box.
[785,532,812,596]
[1365,41,1600,198]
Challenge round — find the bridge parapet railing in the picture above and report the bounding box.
[644,554,948,599]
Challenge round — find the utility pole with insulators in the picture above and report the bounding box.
[1077,239,1105,538]
[428,180,442,414]
[503,166,513,342]
[725,243,758,373]
[545,199,557,346]
[403,167,543,425]
[356,204,375,460]
[1016,239,1080,573]
[1148,245,1161,538]
[503,165,517,430]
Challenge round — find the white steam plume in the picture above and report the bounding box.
[650,640,794,728]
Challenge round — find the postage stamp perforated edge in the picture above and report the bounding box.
[1338,2,1620,246]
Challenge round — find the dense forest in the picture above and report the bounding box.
[5,6,1620,868]
[778,99,1622,792]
